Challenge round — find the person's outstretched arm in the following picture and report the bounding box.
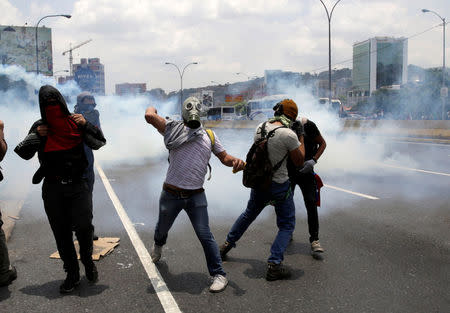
[215,151,245,173]
[145,107,166,133]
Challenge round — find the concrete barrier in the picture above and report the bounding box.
[342,120,450,140]
[203,120,450,142]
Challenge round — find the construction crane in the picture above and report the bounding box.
[62,39,93,76]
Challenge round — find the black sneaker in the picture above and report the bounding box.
[219,241,233,259]
[0,266,17,287]
[85,263,98,284]
[59,273,80,294]
[266,262,291,281]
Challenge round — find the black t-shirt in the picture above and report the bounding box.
[287,119,321,180]
[303,119,321,161]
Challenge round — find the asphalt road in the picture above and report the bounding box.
[0,130,449,313]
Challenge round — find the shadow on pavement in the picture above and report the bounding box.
[223,257,305,281]
[20,280,108,299]
[149,261,246,296]
[285,240,314,256]
[150,261,209,295]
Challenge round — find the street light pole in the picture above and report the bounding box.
[35,14,71,75]
[319,0,342,104]
[165,62,198,115]
[422,9,447,119]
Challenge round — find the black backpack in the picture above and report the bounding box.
[243,122,287,191]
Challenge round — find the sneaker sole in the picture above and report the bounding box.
[266,274,291,281]
[151,256,161,263]
[59,280,81,294]
[209,282,228,293]
[87,277,99,285]
[311,251,324,260]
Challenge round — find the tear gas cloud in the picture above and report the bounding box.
[204,78,443,217]
[0,64,174,210]
[0,64,445,223]
[92,94,176,165]
[0,65,82,200]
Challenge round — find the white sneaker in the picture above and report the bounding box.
[311,240,324,253]
[151,243,162,263]
[209,274,228,293]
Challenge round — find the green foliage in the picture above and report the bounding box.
[234,101,248,115]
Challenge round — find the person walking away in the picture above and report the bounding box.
[219,99,305,281]
[14,85,106,294]
[144,97,245,293]
[0,120,17,287]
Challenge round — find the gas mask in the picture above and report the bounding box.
[182,97,202,129]
[272,102,284,117]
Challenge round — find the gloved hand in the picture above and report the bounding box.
[298,159,316,174]
[291,120,304,138]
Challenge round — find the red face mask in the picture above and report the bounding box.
[44,105,82,152]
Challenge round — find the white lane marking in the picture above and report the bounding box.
[378,163,450,177]
[95,162,181,313]
[324,184,379,200]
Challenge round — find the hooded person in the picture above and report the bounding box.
[14,85,106,294]
[144,97,245,293]
[74,92,101,186]
[74,92,102,240]
[74,92,100,129]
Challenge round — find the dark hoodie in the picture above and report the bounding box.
[74,91,100,128]
[14,85,106,184]
[74,91,101,177]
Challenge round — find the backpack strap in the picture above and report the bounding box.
[260,122,267,138]
[205,128,215,181]
[273,153,288,172]
[265,123,288,173]
[205,129,215,147]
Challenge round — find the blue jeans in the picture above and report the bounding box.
[226,180,295,264]
[154,190,226,277]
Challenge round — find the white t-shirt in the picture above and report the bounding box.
[254,122,300,183]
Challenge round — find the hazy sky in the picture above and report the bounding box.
[1,0,448,94]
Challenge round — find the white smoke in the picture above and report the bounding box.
[0,64,445,222]
[0,64,175,210]
[92,94,176,165]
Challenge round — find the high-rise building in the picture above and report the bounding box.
[115,83,146,95]
[350,37,407,104]
[72,58,105,95]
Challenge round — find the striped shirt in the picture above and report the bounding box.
[164,122,225,189]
